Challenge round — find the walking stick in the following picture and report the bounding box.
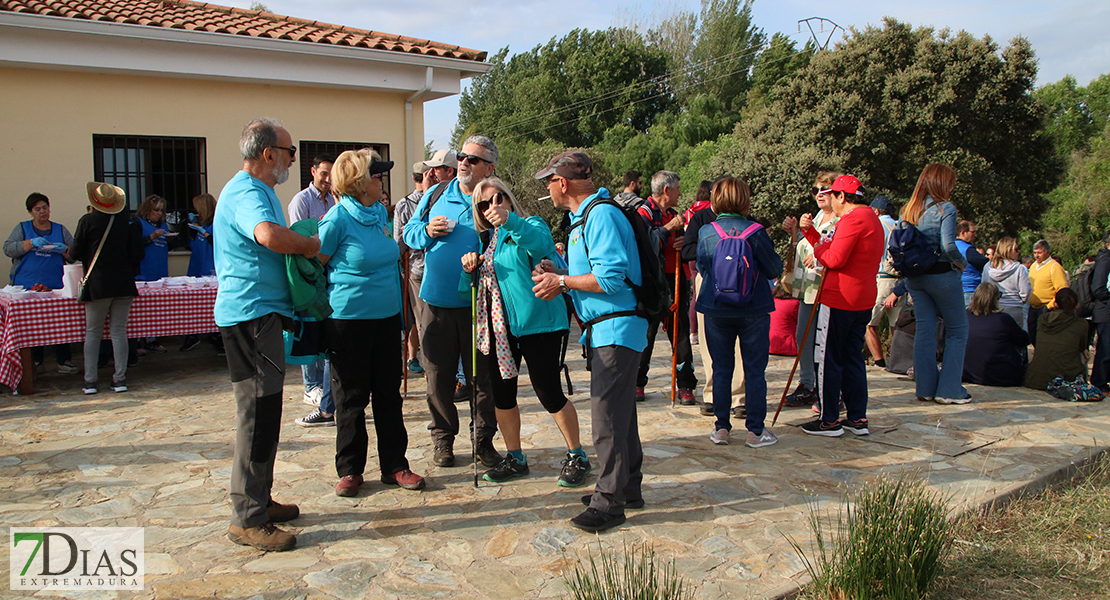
[470,266,480,488]
[671,245,681,409]
[771,272,828,426]
[401,252,409,396]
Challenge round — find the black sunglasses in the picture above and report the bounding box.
[811,186,830,195]
[476,192,506,213]
[457,152,492,166]
[269,145,297,159]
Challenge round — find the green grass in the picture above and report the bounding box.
[562,541,694,600]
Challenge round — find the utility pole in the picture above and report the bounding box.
[798,17,843,51]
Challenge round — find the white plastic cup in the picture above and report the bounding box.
[444,219,456,233]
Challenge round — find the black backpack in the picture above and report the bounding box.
[1072,266,1097,318]
[418,182,450,221]
[887,221,941,277]
[569,198,671,327]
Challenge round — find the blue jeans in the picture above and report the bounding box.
[302,358,335,414]
[905,270,969,400]
[704,314,770,435]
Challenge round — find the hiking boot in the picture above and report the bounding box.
[227,522,295,552]
[483,454,529,483]
[406,358,424,374]
[935,396,972,405]
[699,402,714,416]
[111,379,127,393]
[784,383,817,407]
[476,439,502,469]
[678,388,696,405]
[433,441,455,467]
[558,453,591,487]
[842,418,870,435]
[296,409,334,427]
[801,419,844,437]
[635,386,645,402]
[569,508,626,533]
[710,428,730,445]
[381,469,426,490]
[746,429,778,448]
[267,500,299,522]
[335,475,363,497]
[57,362,79,375]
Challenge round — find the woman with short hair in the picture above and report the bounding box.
[323,148,425,497]
[963,282,1029,386]
[983,236,1032,331]
[134,195,170,282]
[1025,288,1090,390]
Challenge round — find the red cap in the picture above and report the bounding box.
[829,175,865,196]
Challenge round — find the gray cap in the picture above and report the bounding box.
[423,149,457,169]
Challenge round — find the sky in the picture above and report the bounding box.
[230,0,1110,150]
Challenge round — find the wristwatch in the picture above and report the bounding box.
[558,275,568,294]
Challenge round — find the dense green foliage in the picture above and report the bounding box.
[1042,125,1110,268]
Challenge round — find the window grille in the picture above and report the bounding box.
[92,135,207,215]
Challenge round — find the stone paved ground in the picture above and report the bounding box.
[2,329,1108,599]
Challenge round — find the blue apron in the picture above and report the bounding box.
[12,221,65,289]
[187,225,215,277]
[136,219,169,281]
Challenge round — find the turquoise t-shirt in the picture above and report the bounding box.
[319,196,402,320]
[213,171,292,327]
[567,189,648,351]
[401,179,479,309]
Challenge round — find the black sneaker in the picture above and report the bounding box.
[453,382,471,403]
[558,453,591,487]
[433,441,455,467]
[569,508,626,533]
[295,409,335,427]
[842,418,870,435]
[801,419,844,437]
[476,439,502,468]
[784,384,817,407]
[483,454,529,483]
[180,336,201,352]
[581,495,645,509]
[110,379,127,393]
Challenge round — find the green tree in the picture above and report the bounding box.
[1043,124,1110,269]
[712,19,1062,250]
[1035,73,1110,160]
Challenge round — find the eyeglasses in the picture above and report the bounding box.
[456,153,492,166]
[477,192,506,213]
[371,172,384,180]
[269,145,297,159]
[812,186,831,195]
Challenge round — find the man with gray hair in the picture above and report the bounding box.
[1028,239,1069,346]
[215,118,320,552]
[403,136,501,469]
[635,170,696,403]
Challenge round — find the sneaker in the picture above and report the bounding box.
[917,396,933,402]
[136,348,148,357]
[433,441,455,467]
[381,469,426,490]
[476,439,502,468]
[127,355,140,367]
[151,344,167,353]
[581,495,645,509]
[111,379,127,393]
[678,388,696,405]
[746,429,778,448]
[699,402,714,416]
[406,358,424,374]
[784,384,817,407]
[483,454,529,483]
[180,337,201,352]
[873,358,887,368]
[635,386,645,402]
[302,387,322,406]
[842,418,870,435]
[732,405,746,419]
[57,362,79,375]
[811,398,845,414]
[335,475,363,497]
[295,409,334,427]
[710,428,729,445]
[801,419,844,437]
[227,522,296,552]
[690,333,699,346]
[453,382,471,403]
[936,396,972,405]
[569,508,626,533]
[558,453,591,487]
[82,381,97,395]
[266,500,299,523]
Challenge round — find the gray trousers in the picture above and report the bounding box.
[420,304,497,445]
[82,296,133,384]
[220,313,286,528]
[587,345,644,516]
[408,273,430,364]
[796,301,818,389]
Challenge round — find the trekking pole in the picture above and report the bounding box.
[772,272,828,426]
[470,265,480,488]
[671,245,681,409]
[401,253,409,397]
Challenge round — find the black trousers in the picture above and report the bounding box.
[814,305,870,423]
[637,268,697,389]
[325,315,410,478]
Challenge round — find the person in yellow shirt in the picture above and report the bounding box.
[1028,239,1069,346]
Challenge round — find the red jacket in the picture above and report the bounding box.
[637,197,680,274]
[802,205,884,311]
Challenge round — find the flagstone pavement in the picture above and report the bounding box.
[1,329,1108,600]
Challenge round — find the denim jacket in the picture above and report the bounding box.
[915,198,966,269]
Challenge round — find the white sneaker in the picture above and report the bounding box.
[746,429,778,448]
[710,428,729,445]
[302,387,322,406]
[57,362,79,375]
[935,396,972,405]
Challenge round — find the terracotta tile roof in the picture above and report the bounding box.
[0,0,487,62]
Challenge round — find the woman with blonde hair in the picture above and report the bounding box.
[134,195,170,282]
[460,177,590,486]
[900,163,971,404]
[983,236,1031,331]
[322,148,425,497]
[963,282,1029,386]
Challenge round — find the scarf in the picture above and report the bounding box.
[476,227,518,379]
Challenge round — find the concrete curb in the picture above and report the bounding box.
[765,445,1110,600]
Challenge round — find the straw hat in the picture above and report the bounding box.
[86,182,126,214]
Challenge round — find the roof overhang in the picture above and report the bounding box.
[0,10,492,98]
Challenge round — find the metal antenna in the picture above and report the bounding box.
[798,17,844,51]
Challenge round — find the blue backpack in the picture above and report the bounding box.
[710,221,762,307]
[887,221,940,277]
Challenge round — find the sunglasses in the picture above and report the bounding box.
[457,152,492,166]
[268,145,297,159]
[812,186,831,195]
[476,192,506,213]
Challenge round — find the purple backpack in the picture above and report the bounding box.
[711,221,763,307]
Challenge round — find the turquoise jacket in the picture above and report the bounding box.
[485,213,568,337]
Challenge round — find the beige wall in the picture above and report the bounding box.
[0,66,424,277]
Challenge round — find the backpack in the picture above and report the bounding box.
[710,221,762,307]
[570,197,671,327]
[887,221,940,277]
[418,181,450,221]
[1071,266,1096,318]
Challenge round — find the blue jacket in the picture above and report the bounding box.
[955,239,982,293]
[487,213,568,337]
[695,216,782,318]
[401,180,479,308]
[913,199,965,270]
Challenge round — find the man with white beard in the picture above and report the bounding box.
[214,118,320,552]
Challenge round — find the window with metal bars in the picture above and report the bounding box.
[299,141,391,203]
[92,135,207,215]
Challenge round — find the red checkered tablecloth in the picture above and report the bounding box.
[0,287,218,389]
